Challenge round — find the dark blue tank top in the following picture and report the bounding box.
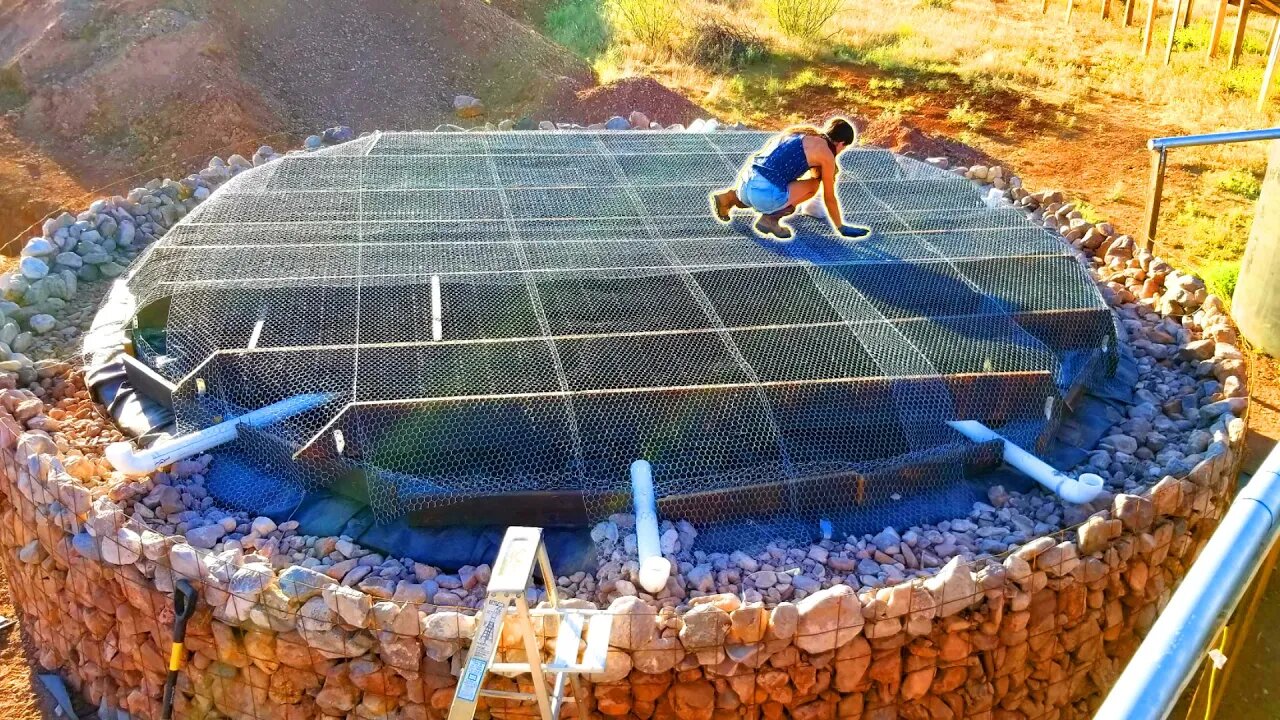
[752,134,812,188]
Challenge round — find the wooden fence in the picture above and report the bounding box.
[1046,0,1280,110]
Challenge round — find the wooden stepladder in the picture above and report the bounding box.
[448,526,613,720]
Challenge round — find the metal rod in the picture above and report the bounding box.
[1142,147,1167,252]
[1149,126,1280,149]
[1095,444,1280,720]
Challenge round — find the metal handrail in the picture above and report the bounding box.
[1095,444,1280,720]
[1149,127,1280,150]
[1141,126,1280,252]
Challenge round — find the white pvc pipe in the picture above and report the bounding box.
[430,275,443,342]
[630,459,672,594]
[947,420,1105,504]
[106,393,334,474]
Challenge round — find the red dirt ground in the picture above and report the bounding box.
[568,76,711,126]
[0,562,54,720]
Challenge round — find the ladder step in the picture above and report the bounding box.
[488,661,603,675]
[553,611,587,669]
[579,613,613,673]
[478,688,536,701]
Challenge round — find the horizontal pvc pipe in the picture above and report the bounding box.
[946,420,1104,504]
[1148,126,1280,150]
[1096,445,1280,720]
[106,393,334,474]
[630,459,672,595]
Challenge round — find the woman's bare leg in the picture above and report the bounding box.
[786,178,822,207]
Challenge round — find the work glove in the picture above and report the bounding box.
[838,224,871,239]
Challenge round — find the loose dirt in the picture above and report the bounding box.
[569,76,711,126]
[0,562,52,720]
[0,118,87,254]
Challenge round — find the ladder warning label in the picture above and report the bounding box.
[457,657,487,702]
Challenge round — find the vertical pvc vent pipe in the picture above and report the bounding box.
[630,459,672,594]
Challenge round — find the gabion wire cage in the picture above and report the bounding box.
[109,130,1115,547]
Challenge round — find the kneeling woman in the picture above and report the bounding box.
[712,117,867,240]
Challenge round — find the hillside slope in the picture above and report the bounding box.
[0,0,594,186]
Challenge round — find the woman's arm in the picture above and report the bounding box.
[819,156,846,229]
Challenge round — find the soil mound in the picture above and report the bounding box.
[859,115,994,167]
[212,0,593,130]
[0,0,594,190]
[566,76,710,126]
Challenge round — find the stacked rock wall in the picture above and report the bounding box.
[0,361,1247,720]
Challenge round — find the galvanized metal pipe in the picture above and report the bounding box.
[1148,126,1280,150]
[1095,444,1280,720]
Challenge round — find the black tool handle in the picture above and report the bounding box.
[161,580,198,720]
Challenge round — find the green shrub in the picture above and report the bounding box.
[545,0,611,59]
[1200,260,1240,303]
[868,77,905,92]
[946,100,990,131]
[1220,65,1264,95]
[686,18,769,70]
[920,0,954,9]
[762,0,844,40]
[1072,201,1105,224]
[1216,169,1262,200]
[609,0,683,52]
[0,64,27,112]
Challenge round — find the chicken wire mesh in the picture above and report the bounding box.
[112,130,1115,548]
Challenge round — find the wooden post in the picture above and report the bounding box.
[1043,0,1051,14]
[1230,0,1252,69]
[1166,0,1184,63]
[1126,0,1139,25]
[1208,0,1230,57]
[1067,0,1076,21]
[1184,0,1195,26]
[1103,0,1113,18]
[1142,148,1168,253]
[1260,16,1280,109]
[1144,0,1161,54]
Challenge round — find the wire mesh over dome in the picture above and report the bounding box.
[118,130,1115,546]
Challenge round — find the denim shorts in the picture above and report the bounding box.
[736,167,790,214]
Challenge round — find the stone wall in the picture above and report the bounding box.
[0,367,1246,720]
